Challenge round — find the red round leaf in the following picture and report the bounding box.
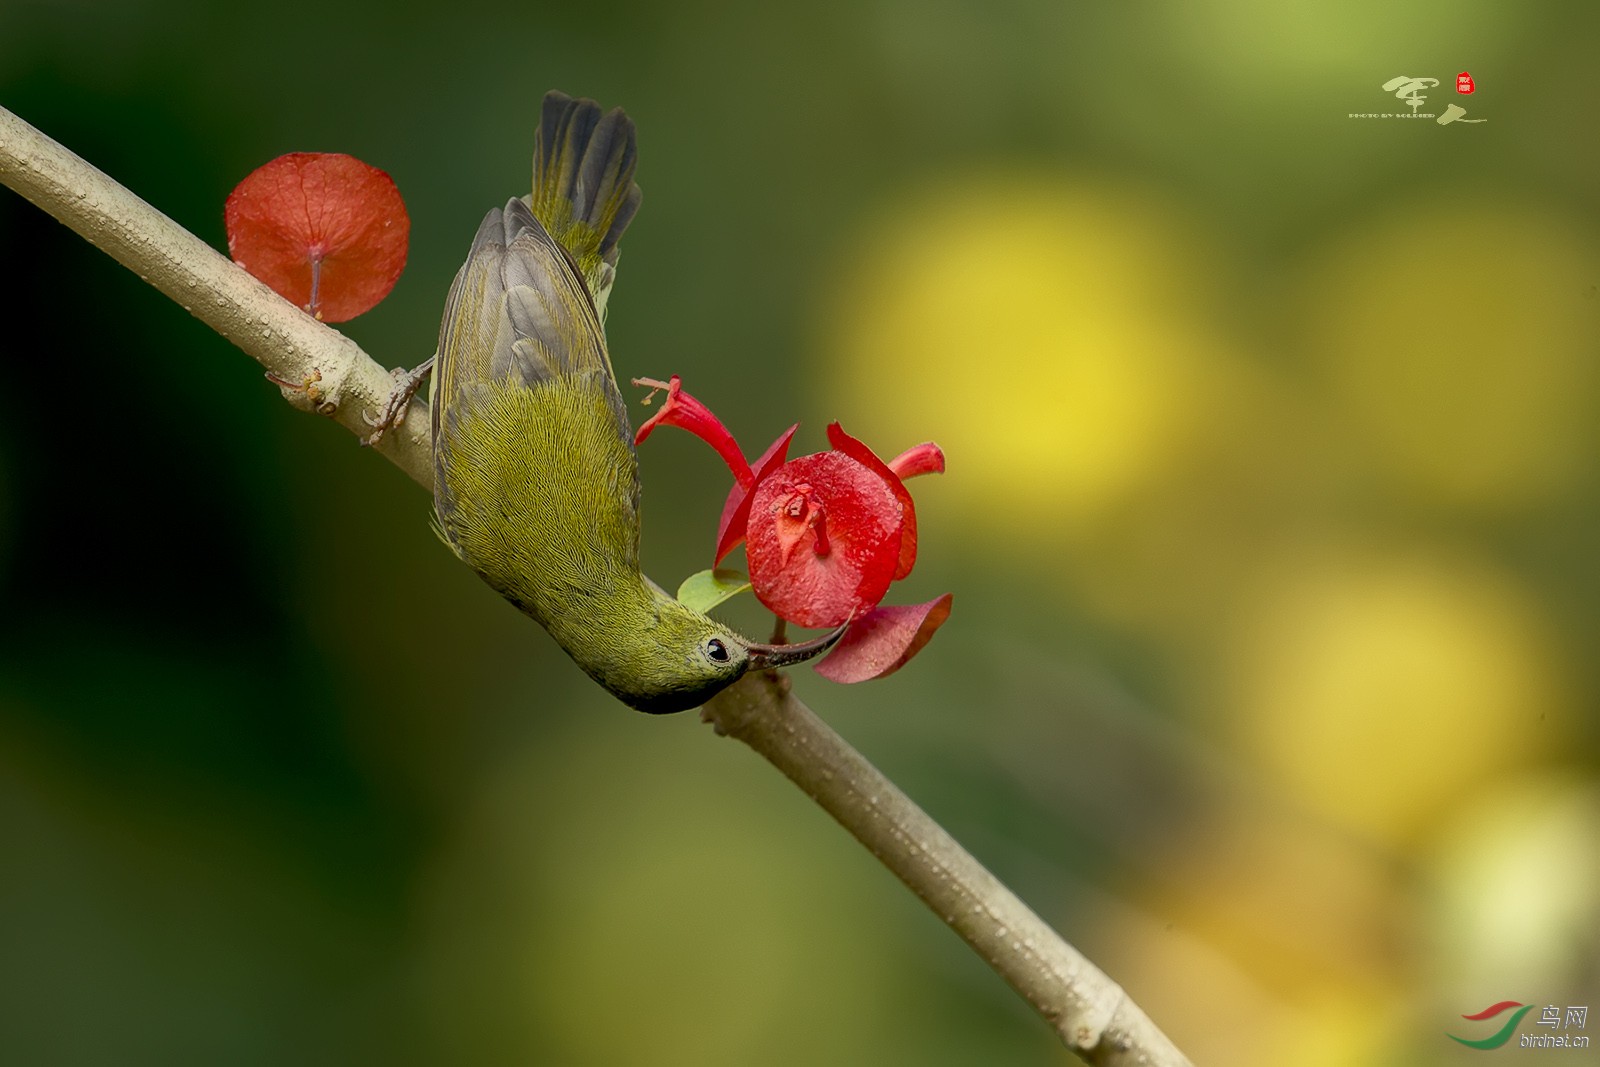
[225,152,408,323]
[746,451,903,628]
[813,594,954,683]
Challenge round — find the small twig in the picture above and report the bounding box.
[0,103,432,488]
[703,671,1192,1066]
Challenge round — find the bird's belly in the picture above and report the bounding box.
[432,378,642,626]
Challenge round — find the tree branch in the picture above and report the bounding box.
[0,103,1192,1067]
[703,671,1190,1065]
[0,104,432,487]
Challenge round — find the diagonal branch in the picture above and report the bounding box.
[703,671,1190,1065]
[0,102,1192,1067]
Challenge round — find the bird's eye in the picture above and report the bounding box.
[706,638,729,662]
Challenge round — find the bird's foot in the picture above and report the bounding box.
[362,356,435,447]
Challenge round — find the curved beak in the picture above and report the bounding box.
[744,624,848,671]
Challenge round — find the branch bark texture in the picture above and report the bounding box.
[0,102,1192,1067]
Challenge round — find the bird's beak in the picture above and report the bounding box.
[745,624,848,670]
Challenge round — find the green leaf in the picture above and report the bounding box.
[677,568,751,613]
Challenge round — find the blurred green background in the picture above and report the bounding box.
[3,2,1598,1064]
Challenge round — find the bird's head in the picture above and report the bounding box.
[616,596,843,714]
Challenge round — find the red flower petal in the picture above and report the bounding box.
[714,424,797,565]
[225,152,408,323]
[632,376,753,486]
[746,451,902,628]
[826,423,919,581]
[813,594,954,683]
[889,442,945,480]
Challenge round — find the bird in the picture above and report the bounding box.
[408,91,838,713]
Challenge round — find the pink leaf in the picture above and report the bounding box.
[814,594,954,683]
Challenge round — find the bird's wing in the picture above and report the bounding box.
[431,197,633,449]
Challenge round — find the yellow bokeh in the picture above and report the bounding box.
[1099,836,1406,1067]
[821,173,1238,546]
[1222,548,1564,845]
[1298,203,1599,509]
[1426,773,1600,999]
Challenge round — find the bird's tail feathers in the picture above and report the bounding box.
[527,90,642,314]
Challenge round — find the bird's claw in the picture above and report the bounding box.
[362,357,435,447]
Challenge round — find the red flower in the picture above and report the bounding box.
[746,447,901,628]
[635,375,950,682]
[224,152,409,323]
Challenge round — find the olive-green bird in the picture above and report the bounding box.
[423,91,835,714]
